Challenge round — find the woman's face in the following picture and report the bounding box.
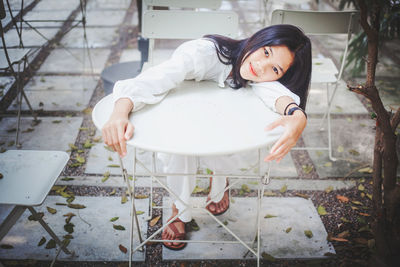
[240,45,294,83]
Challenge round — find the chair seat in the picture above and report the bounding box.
[0,150,69,206]
[311,57,338,83]
[0,48,30,69]
[92,81,283,156]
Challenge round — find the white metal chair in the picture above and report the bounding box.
[0,150,74,265]
[0,1,38,148]
[271,9,360,161]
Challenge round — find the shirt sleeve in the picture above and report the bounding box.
[250,81,300,113]
[112,39,219,112]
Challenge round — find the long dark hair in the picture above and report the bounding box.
[204,24,312,109]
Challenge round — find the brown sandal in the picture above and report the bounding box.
[206,178,230,216]
[162,218,187,250]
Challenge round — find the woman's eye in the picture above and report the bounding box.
[264,48,269,57]
[273,67,279,75]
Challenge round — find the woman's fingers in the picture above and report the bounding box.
[117,124,127,157]
[125,123,134,140]
[110,125,123,156]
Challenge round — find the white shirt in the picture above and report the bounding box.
[113,38,300,112]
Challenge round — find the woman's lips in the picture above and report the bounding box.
[250,63,258,77]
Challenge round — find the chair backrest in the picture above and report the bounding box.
[271,9,360,82]
[142,10,238,39]
[271,10,360,35]
[142,9,238,65]
[143,0,222,9]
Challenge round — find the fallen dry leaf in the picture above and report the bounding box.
[119,244,127,254]
[149,215,161,227]
[336,195,349,203]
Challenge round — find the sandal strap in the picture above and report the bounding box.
[168,218,186,239]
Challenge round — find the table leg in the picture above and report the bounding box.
[0,206,26,241]
[27,207,72,255]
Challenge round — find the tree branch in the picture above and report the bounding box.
[391,108,400,130]
[356,0,373,36]
[348,84,370,98]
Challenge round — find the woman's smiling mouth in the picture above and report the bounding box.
[250,62,258,77]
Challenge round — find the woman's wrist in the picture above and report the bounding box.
[113,98,134,117]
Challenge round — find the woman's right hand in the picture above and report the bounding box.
[101,98,134,157]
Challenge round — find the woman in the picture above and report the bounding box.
[102,24,311,250]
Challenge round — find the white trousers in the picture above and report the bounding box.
[158,150,261,222]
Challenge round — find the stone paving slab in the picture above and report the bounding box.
[8,76,98,111]
[307,80,368,115]
[32,0,80,11]
[0,77,15,100]
[76,10,127,26]
[302,117,375,178]
[0,196,148,261]
[0,117,83,153]
[162,197,335,260]
[60,27,119,48]
[37,48,110,74]
[86,0,131,10]
[22,10,72,28]
[2,28,59,48]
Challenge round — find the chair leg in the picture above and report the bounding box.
[27,207,73,255]
[15,64,23,148]
[0,206,26,241]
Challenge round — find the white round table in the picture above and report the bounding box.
[92,80,284,156]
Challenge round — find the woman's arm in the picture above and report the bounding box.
[102,98,134,157]
[264,95,307,163]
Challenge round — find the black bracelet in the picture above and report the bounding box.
[284,102,297,115]
[287,106,308,119]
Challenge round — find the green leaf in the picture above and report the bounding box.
[302,165,313,174]
[46,206,57,214]
[187,219,200,231]
[68,143,78,151]
[113,224,126,231]
[61,177,74,181]
[110,189,116,196]
[67,196,75,203]
[304,230,313,238]
[104,146,115,152]
[241,184,250,193]
[325,186,333,193]
[135,194,148,199]
[223,220,228,225]
[136,211,144,215]
[285,227,292,233]
[63,234,73,239]
[107,164,120,168]
[110,217,119,222]
[358,184,365,191]
[206,168,213,175]
[63,212,76,224]
[337,146,344,153]
[192,185,204,194]
[28,212,44,221]
[83,139,94,149]
[45,239,56,249]
[102,171,110,182]
[340,217,351,223]
[352,200,363,205]
[317,205,328,215]
[121,193,128,204]
[67,203,86,209]
[264,214,277,219]
[64,223,74,234]
[366,193,372,200]
[38,237,46,246]
[280,184,287,193]
[108,156,113,161]
[52,120,62,124]
[75,155,85,164]
[264,191,277,196]
[358,167,373,173]
[349,149,360,156]
[56,203,67,206]
[324,162,332,167]
[261,252,275,261]
[0,244,13,249]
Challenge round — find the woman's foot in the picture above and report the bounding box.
[162,204,187,250]
[206,178,230,216]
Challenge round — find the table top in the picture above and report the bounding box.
[0,150,69,206]
[92,81,284,156]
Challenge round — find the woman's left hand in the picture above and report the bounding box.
[264,111,307,163]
